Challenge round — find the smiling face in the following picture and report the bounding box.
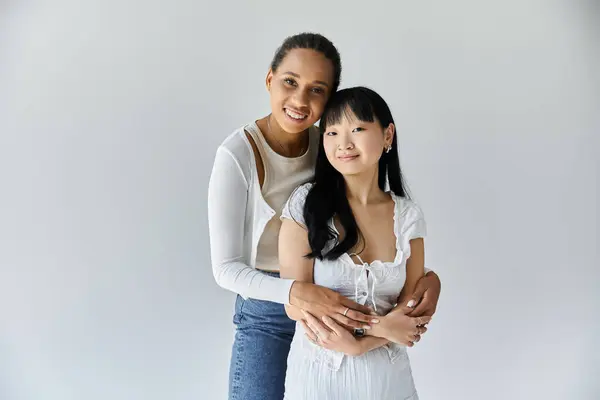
[322,110,395,177]
[266,48,335,134]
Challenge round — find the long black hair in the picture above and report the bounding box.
[303,87,410,260]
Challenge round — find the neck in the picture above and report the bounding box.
[264,114,308,157]
[344,167,386,206]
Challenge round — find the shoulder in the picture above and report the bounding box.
[211,125,257,179]
[288,182,314,206]
[395,195,425,224]
[394,195,427,238]
[217,126,253,161]
[281,182,314,225]
[396,196,423,216]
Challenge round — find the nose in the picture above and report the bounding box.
[290,88,309,109]
[337,134,354,150]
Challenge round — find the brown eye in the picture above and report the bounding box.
[352,127,364,133]
[284,78,297,86]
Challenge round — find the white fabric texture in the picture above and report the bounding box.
[207,123,319,304]
[281,183,426,400]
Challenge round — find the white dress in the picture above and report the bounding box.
[280,183,427,400]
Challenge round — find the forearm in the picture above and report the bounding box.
[394,269,438,309]
[364,316,393,341]
[213,260,295,304]
[333,337,387,357]
[392,292,413,312]
[357,336,389,354]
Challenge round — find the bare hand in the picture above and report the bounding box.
[301,310,363,356]
[290,281,378,329]
[406,271,441,318]
[373,306,431,347]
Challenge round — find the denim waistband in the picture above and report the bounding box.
[257,269,280,278]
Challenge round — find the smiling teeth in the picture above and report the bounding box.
[285,109,306,120]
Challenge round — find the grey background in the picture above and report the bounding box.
[1,0,598,399]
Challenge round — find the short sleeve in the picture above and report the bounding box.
[280,183,313,228]
[397,199,427,260]
[401,200,427,241]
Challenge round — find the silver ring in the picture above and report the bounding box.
[343,307,350,317]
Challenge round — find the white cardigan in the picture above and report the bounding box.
[207,124,320,304]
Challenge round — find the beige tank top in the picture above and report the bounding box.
[245,121,318,272]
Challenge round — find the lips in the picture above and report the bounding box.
[284,108,308,121]
[337,154,359,161]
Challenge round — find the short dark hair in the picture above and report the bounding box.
[270,32,342,93]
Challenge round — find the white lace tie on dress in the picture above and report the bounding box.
[350,253,379,313]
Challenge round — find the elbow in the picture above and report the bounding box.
[211,263,222,284]
[211,260,249,298]
[211,262,230,291]
[284,305,302,321]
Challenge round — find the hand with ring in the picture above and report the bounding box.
[301,310,364,356]
[368,306,431,347]
[289,282,378,330]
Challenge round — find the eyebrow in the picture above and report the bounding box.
[283,71,329,87]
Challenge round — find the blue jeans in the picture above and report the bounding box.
[229,275,296,400]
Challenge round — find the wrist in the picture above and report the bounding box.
[356,336,387,355]
[366,315,388,339]
[289,281,303,307]
[351,339,367,356]
[358,340,368,356]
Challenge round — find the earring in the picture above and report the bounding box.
[385,145,392,153]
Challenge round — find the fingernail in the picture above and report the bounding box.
[371,319,380,324]
[407,300,416,308]
[370,311,378,316]
[363,325,371,330]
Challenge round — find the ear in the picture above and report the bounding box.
[384,123,396,146]
[266,68,274,91]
